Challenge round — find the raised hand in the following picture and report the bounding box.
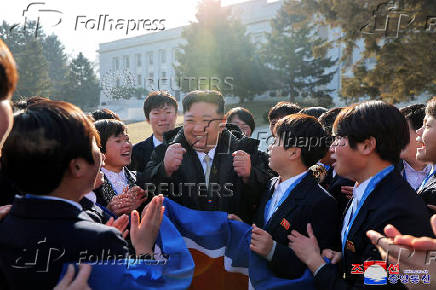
[164,143,186,177]
[54,264,92,290]
[105,214,129,239]
[130,194,165,256]
[232,150,251,182]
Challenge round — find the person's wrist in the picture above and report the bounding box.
[306,252,325,273]
[135,246,153,256]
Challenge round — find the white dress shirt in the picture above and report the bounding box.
[341,177,372,242]
[265,171,307,261]
[196,147,217,175]
[83,191,97,204]
[152,135,163,148]
[402,160,432,191]
[101,167,129,195]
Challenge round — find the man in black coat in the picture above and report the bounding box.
[129,91,178,188]
[289,101,434,290]
[145,90,272,223]
[251,114,340,280]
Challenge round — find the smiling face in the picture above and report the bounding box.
[183,101,225,152]
[230,116,252,137]
[416,115,436,163]
[103,131,132,171]
[147,104,177,139]
[329,136,366,180]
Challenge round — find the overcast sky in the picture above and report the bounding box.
[0,0,262,64]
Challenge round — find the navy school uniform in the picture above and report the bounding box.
[254,171,341,280]
[314,168,434,290]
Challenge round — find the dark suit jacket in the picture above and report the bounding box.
[254,173,340,280]
[417,173,436,215]
[79,196,112,224]
[145,126,273,223]
[129,135,155,188]
[314,170,434,290]
[321,168,355,216]
[0,197,129,289]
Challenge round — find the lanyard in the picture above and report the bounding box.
[264,172,308,223]
[418,166,435,192]
[341,165,394,253]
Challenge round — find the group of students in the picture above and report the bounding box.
[1,37,436,289]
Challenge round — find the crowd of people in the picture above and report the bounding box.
[1,37,436,289]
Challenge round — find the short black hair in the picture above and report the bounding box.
[274,113,328,167]
[13,96,50,111]
[333,101,409,164]
[225,107,255,133]
[318,107,343,136]
[94,119,127,153]
[182,90,224,114]
[1,100,100,195]
[400,104,425,131]
[91,108,121,121]
[268,101,301,121]
[426,97,436,119]
[143,90,178,120]
[300,107,328,119]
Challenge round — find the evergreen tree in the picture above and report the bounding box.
[13,39,51,98]
[175,0,267,103]
[42,35,68,97]
[262,1,337,106]
[291,0,436,102]
[62,53,100,108]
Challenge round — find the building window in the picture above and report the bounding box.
[136,54,142,67]
[147,52,153,65]
[112,57,119,70]
[123,55,130,68]
[137,74,142,86]
[159,49,166,64]
[161,71,168,85]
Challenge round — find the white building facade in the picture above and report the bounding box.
[98,0,352,120]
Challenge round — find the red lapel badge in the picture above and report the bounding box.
[280,218,290,230]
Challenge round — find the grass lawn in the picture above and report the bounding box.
[126,99,283,145]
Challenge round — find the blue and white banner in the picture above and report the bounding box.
[59,214,194,289]
[163,198,318,290]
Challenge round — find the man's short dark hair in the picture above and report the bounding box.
[94,119,127,153]
[1,100,100,195]
[318,107,343,136]
[300,107,328,119]
[225,107,255,133]
[143,90,178,120]
[91,108,121,121]
[426,97,436,120]
[268,101,301,121]
[182,90,224,114]
[400,104,425,131]
[13,96,50,111]
[0,39,18,100]
[333,101,409,164]
[274,113,328,167]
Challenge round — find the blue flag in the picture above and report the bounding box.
[59,215,194,289]
[163,198,318,289]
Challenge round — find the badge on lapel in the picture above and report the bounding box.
[280,218,290,230]
[346,240,356,253]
